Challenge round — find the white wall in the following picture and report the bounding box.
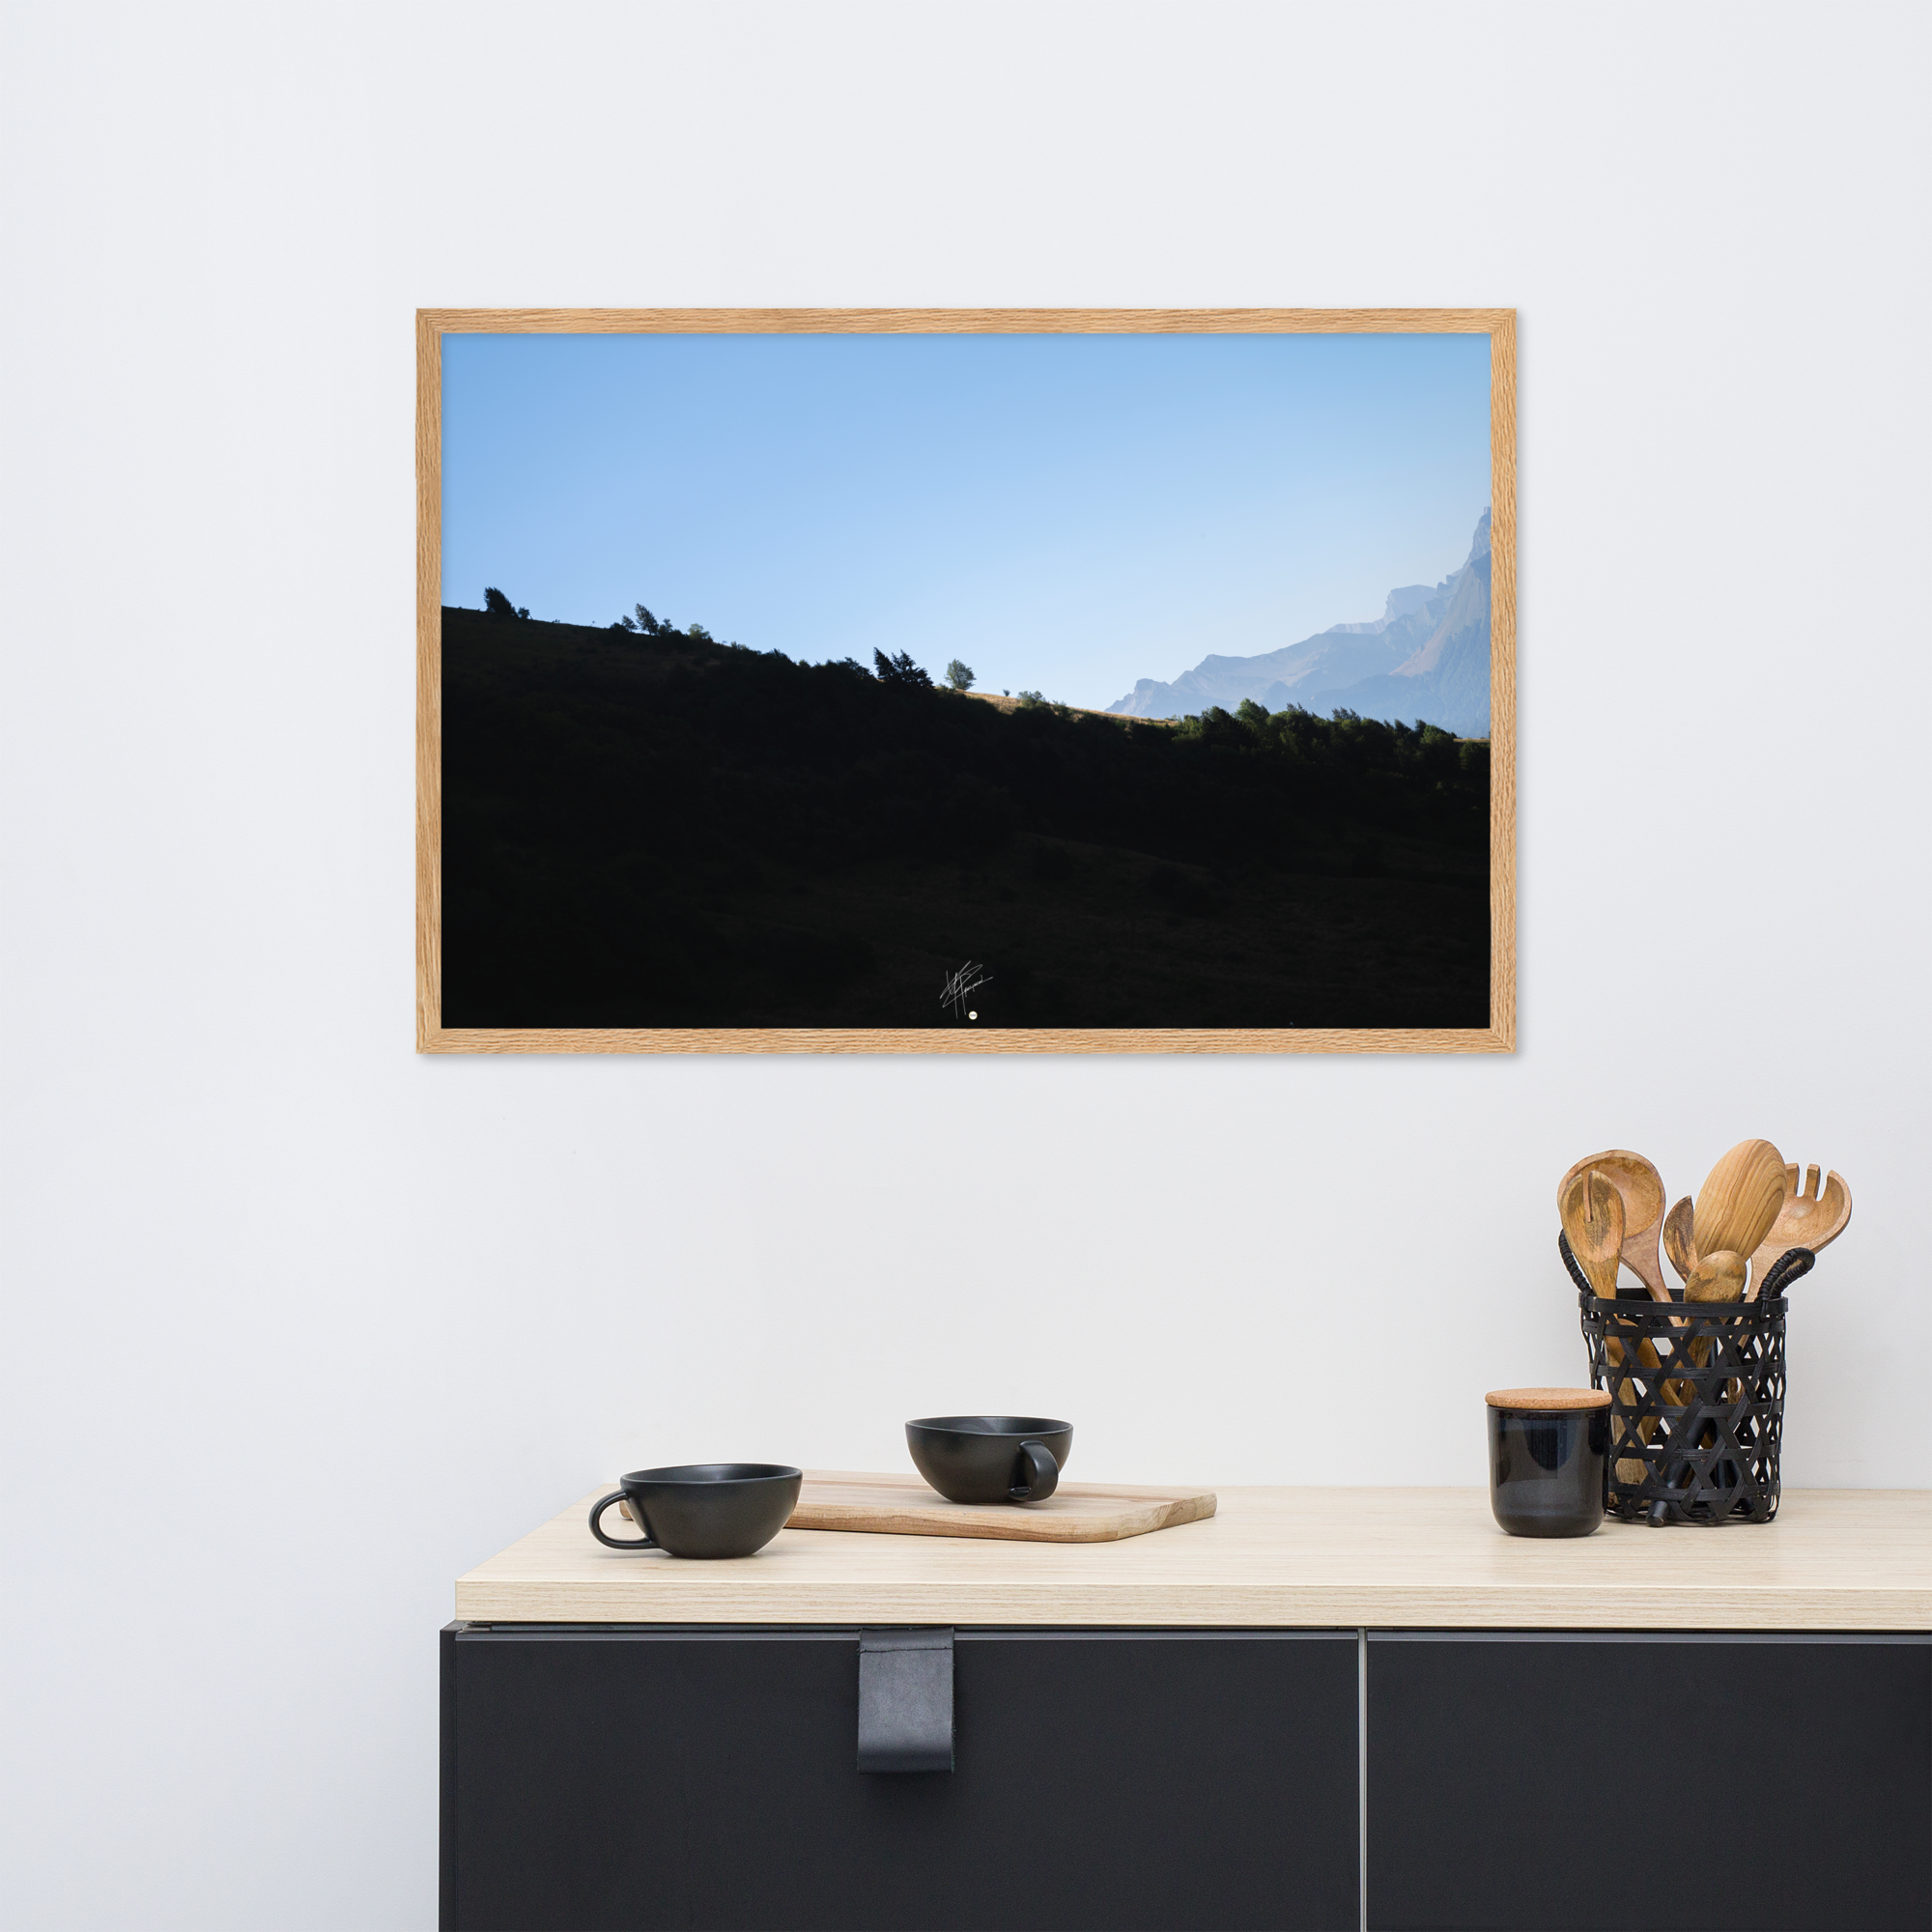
[5,4,1926,1925]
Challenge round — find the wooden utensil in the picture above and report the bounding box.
[1671,1143,1778,1410]
[1558,1168,1624,1296]
[1662,1197,1697,1284]
[1560,1172,1652,1483]
[1666,1248,1747,1406]
[1692,1140,1787,1268]
[1557,1151,1670,1301]
[1747,1165,1852,1298]
[1684,1250,1746,1304]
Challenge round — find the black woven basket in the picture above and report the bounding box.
[1563,1234,1812,1526]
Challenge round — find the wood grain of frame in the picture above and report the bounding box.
[416,308,1517,1056]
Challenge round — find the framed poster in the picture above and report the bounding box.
[417,309,1514,1054]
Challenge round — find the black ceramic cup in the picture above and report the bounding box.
[905,1416,1072,1505]
[587,1463,803,1558]
[1486,1389,1608,1538]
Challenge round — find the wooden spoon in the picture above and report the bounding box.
[1558,1168,1624,1296]
[1654,1236,1747,1406]
[1665,1248,1747,1404]
[1684,1249,1746,1304]
[1557,1151,1670,1301]
[1692,1140,1786,1267]
[1662,1196,1697,1284]
[1747,1165,1852,1298]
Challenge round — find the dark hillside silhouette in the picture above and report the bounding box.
[440,606,1491,1028]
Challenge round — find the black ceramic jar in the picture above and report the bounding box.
[1485,1388,1608,1538]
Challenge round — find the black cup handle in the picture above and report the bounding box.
[1009,1440,1060,1502]
[588,1492,657,1550]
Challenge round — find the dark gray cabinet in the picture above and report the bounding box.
[441,1626,1361,1932]
[1365,1633,1932,1931]
[443,1624,1932,1932]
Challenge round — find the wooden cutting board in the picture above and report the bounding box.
[785,1470,1217,1544]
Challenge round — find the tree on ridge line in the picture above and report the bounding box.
[873,648,933,689]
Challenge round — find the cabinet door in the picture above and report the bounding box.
[1366,1632,1931,1931]
[442,1626,1359,1932]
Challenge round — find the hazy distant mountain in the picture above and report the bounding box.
[1109,509,1492,736]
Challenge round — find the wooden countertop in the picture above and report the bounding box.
[455,1480,1932,1631]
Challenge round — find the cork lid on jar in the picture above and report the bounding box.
[1485,1386,1612,1411]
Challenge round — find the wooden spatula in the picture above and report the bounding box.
[1692,1140,1786,1268]
[1557,1151,1670,1301]
[1559,1168,1624,1295]
[1681,1145,1781,1408]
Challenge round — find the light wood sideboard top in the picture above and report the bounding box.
[454,1479,1931,1631]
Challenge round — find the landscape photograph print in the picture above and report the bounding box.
[416,309,1516,1053]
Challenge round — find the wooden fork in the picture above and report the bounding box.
[1747,1166,1852,1298]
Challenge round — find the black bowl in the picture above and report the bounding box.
[588,1462,803,1558]
[906,1416,1073,1505]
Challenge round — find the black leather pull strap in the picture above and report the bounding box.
[857,1628,954,1773]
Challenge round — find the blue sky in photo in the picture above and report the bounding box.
[441,330,1492,713]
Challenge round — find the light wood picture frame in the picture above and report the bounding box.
[417,308,1515,1055]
